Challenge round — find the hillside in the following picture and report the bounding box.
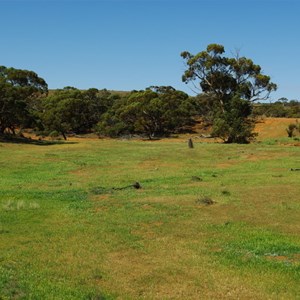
[254,117,300,140]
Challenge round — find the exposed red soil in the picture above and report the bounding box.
[18,117,300,143]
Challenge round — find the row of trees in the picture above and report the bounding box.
[253,99,300,118]
[97,86,195,139]
[40,87,119,139]
[40,86,197,139]
[0,71,196,140]
[2,44,298,143]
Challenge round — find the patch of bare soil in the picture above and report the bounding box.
[254,117,300,140]
[265,253,300,265]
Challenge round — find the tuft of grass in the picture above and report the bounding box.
[2,200,40,211]
[90,186,109,195]
[2,200,14,211]
[221,190,231,196]
[195,197,215,205]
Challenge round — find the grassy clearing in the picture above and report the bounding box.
[0,137,299,299]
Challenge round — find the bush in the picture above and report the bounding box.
[96,87,195,139]
[286,123,298,138]
[49,130,60,138]
[212,97,256,143]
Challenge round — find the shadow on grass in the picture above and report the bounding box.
[0,135,77,146]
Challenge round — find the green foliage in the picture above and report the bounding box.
[253,99,300,118]
[0,66,48,134]
[97,86,195,138]
[181,44,276,103]
[49,130,60,138]
[286,123,298,138]
[181,44,277,143]
[39,88,118,139]
[212,96,257,143]
[192,93,218,122]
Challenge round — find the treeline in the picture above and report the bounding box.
[1,55,299,142]
[253,100,300,118]
[0,66,197,139]
[39,86,197,139]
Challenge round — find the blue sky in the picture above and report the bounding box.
[1,0,299,101]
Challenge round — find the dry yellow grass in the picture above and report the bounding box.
[254,117,300,140]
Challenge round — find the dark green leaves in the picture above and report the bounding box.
[97,87,195,139]
[181,44,277,102]
[0,66,48,134]
[181,44,277,143]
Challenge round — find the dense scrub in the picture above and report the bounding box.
[253,100,300,118]
[1,63,299,142]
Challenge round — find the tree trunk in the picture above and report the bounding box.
[61,131,67,140]
[10,127,16,135]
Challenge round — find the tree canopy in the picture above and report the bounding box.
[0,66,48,134]
[97,86,195,139]
[181,44,277,103]
[181,44,277,143]
[39,88,118,139]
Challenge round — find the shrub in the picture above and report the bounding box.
[49,130,60,138]
[286,123,298,138]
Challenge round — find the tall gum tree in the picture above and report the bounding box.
[181,44,277,143]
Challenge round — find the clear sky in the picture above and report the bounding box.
[1,0,299,101]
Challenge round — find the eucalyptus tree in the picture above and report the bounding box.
[97,86,195,139]
[40,88,117,139]
[181,44,277,143]
[0,66,47,134]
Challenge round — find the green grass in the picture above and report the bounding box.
[0,139,299,299]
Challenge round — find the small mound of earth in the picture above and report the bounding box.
[196,197,216,205]
[191,176,203,181]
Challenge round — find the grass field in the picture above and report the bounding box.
[0,119,300,299]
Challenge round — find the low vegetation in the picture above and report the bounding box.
[286,122,300,138]
[0,134,299,298]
